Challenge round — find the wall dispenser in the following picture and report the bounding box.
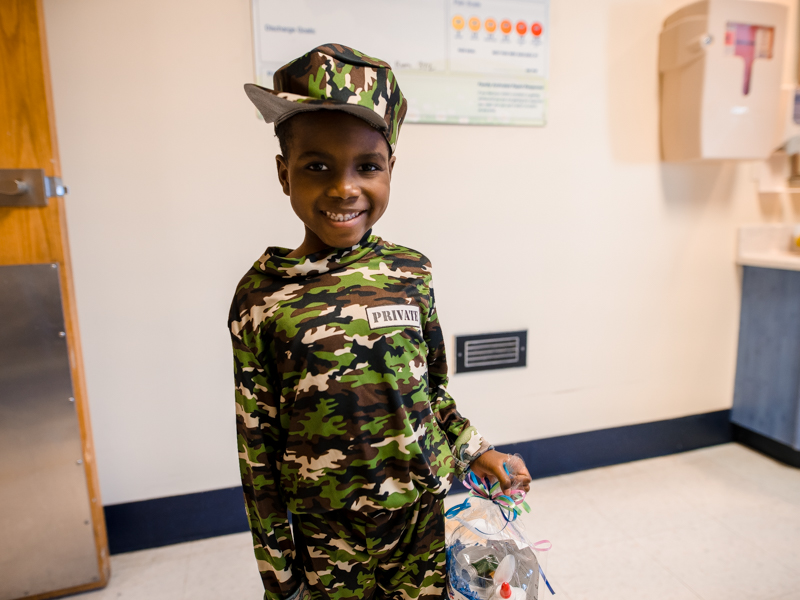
[659,0,787,161]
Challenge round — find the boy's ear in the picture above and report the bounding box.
[388,155,396,179]
[276,155,290,196]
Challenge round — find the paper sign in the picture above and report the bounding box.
[251,0,550,126]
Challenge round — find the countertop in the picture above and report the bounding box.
[737,225,800,272]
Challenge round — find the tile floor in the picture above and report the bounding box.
[71,443,800,600]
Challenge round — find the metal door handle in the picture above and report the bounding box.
[0,179,29,196]
[0,169,66,206]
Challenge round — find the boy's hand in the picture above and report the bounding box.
[469,450,532,494]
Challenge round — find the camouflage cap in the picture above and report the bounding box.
[244,44,408,153]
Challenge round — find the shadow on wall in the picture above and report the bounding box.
[660,161,737,209]
[607,2,662,163]
[758,192,787,221]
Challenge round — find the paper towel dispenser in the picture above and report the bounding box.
[659,0,787,161]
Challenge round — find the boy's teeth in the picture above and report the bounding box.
[325,211,361,222]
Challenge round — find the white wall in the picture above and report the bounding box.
[43,0,795,506]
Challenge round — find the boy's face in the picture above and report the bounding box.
[276,111,396,256]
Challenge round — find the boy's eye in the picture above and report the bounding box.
[306,163,329,171]
[358,164,381,172]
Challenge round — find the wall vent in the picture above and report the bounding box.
[454,330,527,374]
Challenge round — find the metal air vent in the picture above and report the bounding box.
[454,330,527,374]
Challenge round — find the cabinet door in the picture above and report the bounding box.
[731,266,800,450]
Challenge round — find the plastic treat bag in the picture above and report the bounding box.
[445,456,555,600]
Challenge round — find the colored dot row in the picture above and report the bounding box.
[452,16,544,36]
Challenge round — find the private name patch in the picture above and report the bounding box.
[365,305,421,330]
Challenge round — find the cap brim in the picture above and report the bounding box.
[244,83,389,132]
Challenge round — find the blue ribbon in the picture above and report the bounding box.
[539,564,556,595]
[445,497,472,519]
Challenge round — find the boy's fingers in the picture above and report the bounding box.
[496,466,513,491]
[510,463,532,493]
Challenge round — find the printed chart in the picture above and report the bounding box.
[251,0,550,126]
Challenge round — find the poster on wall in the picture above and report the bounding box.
[251,0,550,126]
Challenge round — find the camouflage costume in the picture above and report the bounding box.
[292,491,445,599]
[229,232,492,599]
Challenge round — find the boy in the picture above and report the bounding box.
[229,44,531,600]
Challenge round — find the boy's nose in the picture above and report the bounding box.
[326,172,361,201]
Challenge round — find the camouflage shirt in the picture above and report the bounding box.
[229,232,491,597]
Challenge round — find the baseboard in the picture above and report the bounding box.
[732,423,800,468]
[450,409,732,494]
[104,486,249,554]
[105,409,732,554]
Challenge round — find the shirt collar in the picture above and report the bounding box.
[255,230,378,278]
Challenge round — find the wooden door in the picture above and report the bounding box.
[0,0,110,597]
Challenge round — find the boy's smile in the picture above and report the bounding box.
[276,111,396,258]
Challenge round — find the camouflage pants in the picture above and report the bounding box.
[292,492,447,599]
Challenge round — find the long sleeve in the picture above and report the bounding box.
[422,279,493,479]
[232,330,308,600]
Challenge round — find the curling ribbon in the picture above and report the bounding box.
[445,461,530,522]
[463,470,531,523]
[539,564,556,595]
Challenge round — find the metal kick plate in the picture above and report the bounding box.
[0,264,99,599]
